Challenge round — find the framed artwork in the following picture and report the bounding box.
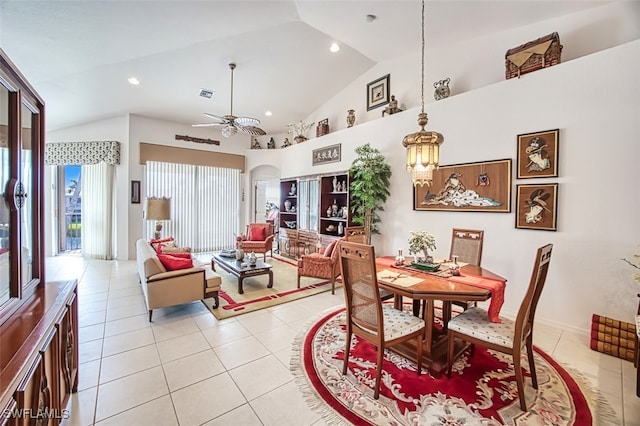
[413,159,511,212]
[515,183,558,231]
[312,144,341,166]
[131,180,141,204]
[366,74,390,111]
[516,129,559,179]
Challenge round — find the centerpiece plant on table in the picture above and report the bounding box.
[407,230,436,263]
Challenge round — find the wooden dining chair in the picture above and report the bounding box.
[446,243,553,411]
[338,241,425,399]
[344,226,366,243]
[414,228,485,317]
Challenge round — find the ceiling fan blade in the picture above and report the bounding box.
[234,116,261,126]
[237,125,266,136]
[203,113,230,124]
[192,123,223,127]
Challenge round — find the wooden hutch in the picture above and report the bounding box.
[0,49,79,425]
[279,172,351,259]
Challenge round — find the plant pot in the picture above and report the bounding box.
[294,136,307,143]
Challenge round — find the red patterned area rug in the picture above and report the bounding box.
[291,307,617,425]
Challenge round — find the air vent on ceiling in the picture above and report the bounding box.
[199,88,214,98]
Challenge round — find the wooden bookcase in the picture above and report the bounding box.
[319,173,350,239]
[279,179,298,232]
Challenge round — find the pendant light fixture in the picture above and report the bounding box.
[402,0,444,187]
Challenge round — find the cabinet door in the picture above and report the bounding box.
[56,292,78,410]
[0,83,11,306]
[14,329,58,426]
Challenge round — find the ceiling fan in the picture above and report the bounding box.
[193,63,266,137]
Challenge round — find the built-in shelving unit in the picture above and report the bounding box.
[319,173,350,238]
[279,179,298,232]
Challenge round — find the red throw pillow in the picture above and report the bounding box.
[165,252,191,259]
[157,253,193,271]
[323,240,337,257]
[249,226,267,241]
[150,237,174,252]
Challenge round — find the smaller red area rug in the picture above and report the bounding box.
[291,307,617,425]
[200,255,337,319]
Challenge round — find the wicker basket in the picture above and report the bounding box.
[505,32,562,79]
[316,118,329,137]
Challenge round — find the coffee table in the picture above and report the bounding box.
[211,253,273,294]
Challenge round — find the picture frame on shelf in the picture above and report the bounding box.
[131,180,140,204]
[413,159,512,212]
[366,74,390,110]
[312,144,341,166]
[515,183,558,231]
[516,128,559,179]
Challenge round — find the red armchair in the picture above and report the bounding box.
[238,223,275,260]
[297,239,341,294]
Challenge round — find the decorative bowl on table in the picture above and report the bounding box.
[410,261,441,272]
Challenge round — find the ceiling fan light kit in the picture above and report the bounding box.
[192,62,266,137]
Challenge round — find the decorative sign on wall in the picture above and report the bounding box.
[515,183,558,231]
[516,129,559,179]
[312,144,341,166]
[413,159,512,212]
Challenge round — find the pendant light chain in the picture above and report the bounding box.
[420,0,425,114]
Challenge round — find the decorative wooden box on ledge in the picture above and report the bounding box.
[505,32,562,79]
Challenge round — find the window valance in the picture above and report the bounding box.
[45,141,121,165]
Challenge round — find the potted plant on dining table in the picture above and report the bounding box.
[408,230,436,266]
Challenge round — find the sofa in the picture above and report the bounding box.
[136,239,221,321]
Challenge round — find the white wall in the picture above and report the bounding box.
[299,1,640,138]
[265,40,640,333]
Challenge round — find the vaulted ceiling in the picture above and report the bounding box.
[0,1,609,135]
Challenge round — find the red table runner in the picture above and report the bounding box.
[447,274,505,323]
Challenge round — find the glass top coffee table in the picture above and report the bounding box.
[211,254,273,294]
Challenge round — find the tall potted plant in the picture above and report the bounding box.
[349,143,392,244]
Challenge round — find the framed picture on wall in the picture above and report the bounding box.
[413,159,511,212]
[312,144,341,166]
[131,180,141,204]
[515,183,558,231]
[516,129,559,179]
[366,74,390,110]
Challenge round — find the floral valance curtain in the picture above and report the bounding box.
[45,141,120,165]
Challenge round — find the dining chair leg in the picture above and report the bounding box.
[374,347,384,399]
[513,351,527,411]
[343,330,351,375]
[416,333,423,375]
[526,336,538,389]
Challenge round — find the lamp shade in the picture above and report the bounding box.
[146,197,171,221]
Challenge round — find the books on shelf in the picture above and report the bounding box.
[589,314,636,362]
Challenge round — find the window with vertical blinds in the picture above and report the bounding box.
[145,161,240,252]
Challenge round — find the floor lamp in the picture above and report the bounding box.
[146,197,171,240]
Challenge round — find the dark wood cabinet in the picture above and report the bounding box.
[0,49,78,425]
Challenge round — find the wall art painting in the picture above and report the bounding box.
[366,74,390,110]
[131,180,141,204]
[312,144,341,166]
[413,159,511,212]
[515,183,558,231]
[517,129,559,179]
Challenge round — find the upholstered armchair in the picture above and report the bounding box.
[297,239,341,294]
[238,223,275,260]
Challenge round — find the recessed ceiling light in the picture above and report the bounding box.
[265,111,273,116]
[127,77,140,85]
[330,42,341,53]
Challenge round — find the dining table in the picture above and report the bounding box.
[375,256,507,377]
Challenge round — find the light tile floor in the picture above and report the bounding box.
[48,255,640,426]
